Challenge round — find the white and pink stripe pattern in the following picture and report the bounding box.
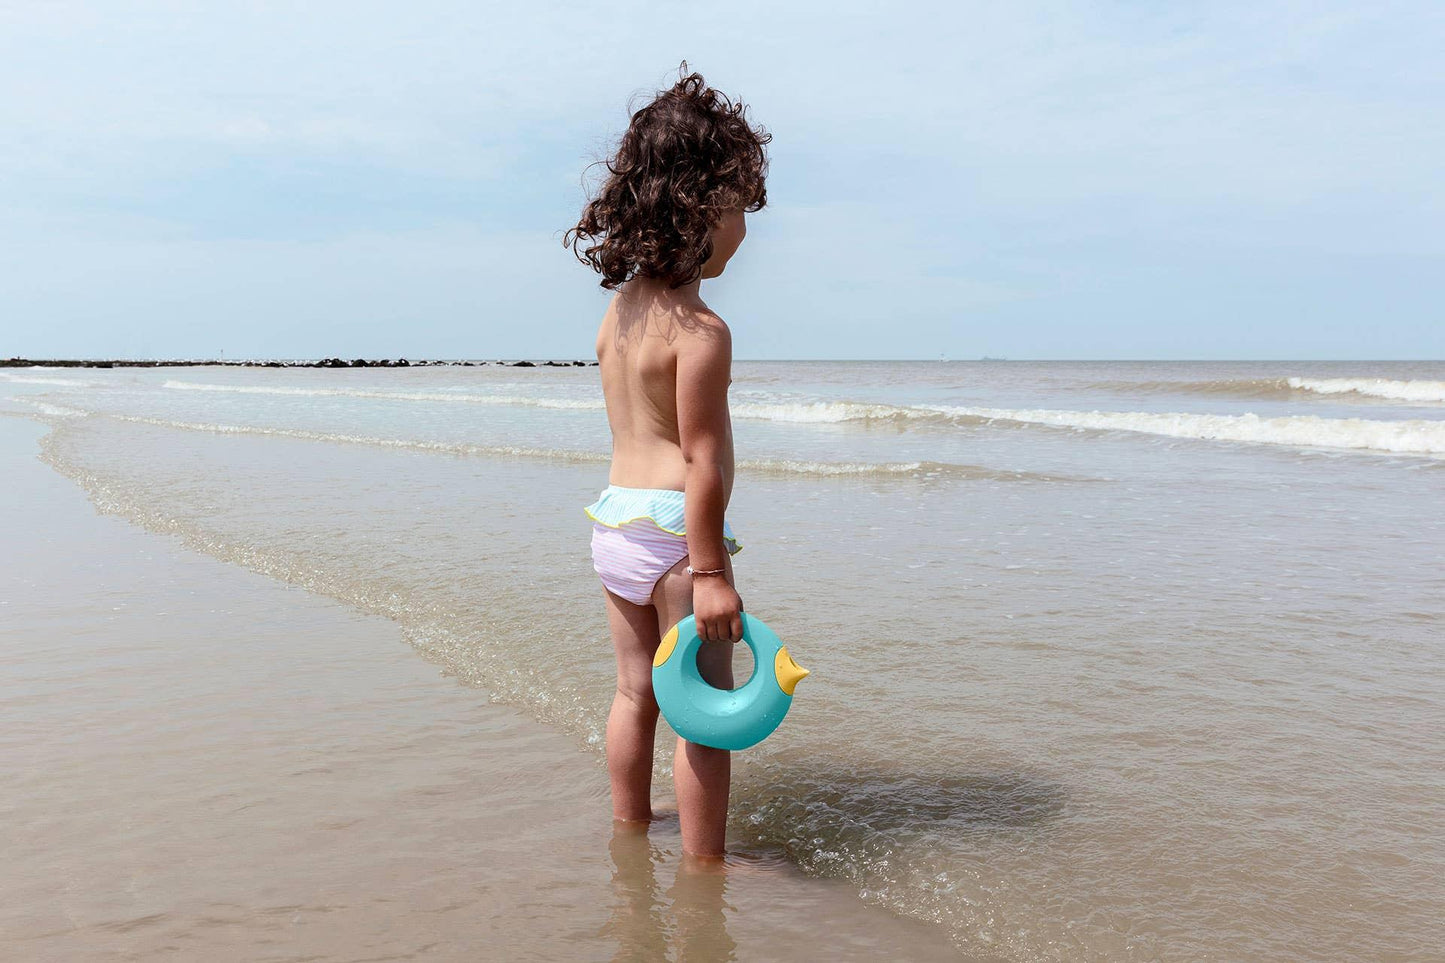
[583,485,742,606]
[589,519,692,605]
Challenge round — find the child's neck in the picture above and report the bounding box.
[621,276,704,307]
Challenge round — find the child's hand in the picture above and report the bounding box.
[693,577,743,644]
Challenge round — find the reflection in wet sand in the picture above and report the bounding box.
[668,855,738,963]
[605,821,739,963]
[604,822,670,962]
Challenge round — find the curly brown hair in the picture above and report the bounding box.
[564,66,771,290]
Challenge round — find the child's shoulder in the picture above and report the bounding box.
[670,304,732,388]
[673,301,732,355]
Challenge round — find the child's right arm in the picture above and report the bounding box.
[676,318,743,645]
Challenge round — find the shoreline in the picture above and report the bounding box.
[11,361,1441,959]
[1,413,965,961]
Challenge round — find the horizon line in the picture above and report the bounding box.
[6,356,1445,365]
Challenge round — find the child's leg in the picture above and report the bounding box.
[603,588,663,821]
[653,553,736,858]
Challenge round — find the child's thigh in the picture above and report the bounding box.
[604,588,662,700]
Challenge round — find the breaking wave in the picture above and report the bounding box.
[1087,377,1445,404]
[941,405,1445,456]
[30,375,1445,457]
[22,403,1045,480]
[1285,377,1445,403]
[732,399,1445,457]
[161,382,967,428]
[731,400,954,424]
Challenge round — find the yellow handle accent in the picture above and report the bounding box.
[774,646,809,695]
[653,624,680,668]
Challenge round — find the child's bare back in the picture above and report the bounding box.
[595,279,736,498]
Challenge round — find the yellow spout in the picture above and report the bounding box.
[774,646,809,695]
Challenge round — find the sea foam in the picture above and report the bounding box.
[79,380,1445,456]
[1285,377,1445,403]
[27,402,1033,479]
[936,405,1445,455]
[1088,376,1445,404]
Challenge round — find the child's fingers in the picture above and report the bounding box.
[729,614,743,643]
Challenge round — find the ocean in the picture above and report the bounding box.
[3,359,1442,960]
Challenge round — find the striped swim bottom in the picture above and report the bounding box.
[584,485,742,606]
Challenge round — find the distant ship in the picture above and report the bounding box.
[979,356,1008,361]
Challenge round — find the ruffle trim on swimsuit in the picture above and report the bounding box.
[583,485,742,555]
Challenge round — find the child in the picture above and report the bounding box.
[564,68,770,858]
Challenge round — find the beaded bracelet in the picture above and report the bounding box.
[686,566,727,578]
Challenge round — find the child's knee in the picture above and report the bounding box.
[616,677,658,715]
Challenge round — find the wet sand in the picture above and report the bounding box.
[0,416,963,961]
[8,357,1443,960]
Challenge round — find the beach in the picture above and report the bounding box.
[0,415,957,961]
[3,360,1444,960]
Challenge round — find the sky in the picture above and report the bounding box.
[0,1,1441,361]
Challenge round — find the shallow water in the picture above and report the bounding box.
[4,360,1443,960]
[0,417,959,961]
